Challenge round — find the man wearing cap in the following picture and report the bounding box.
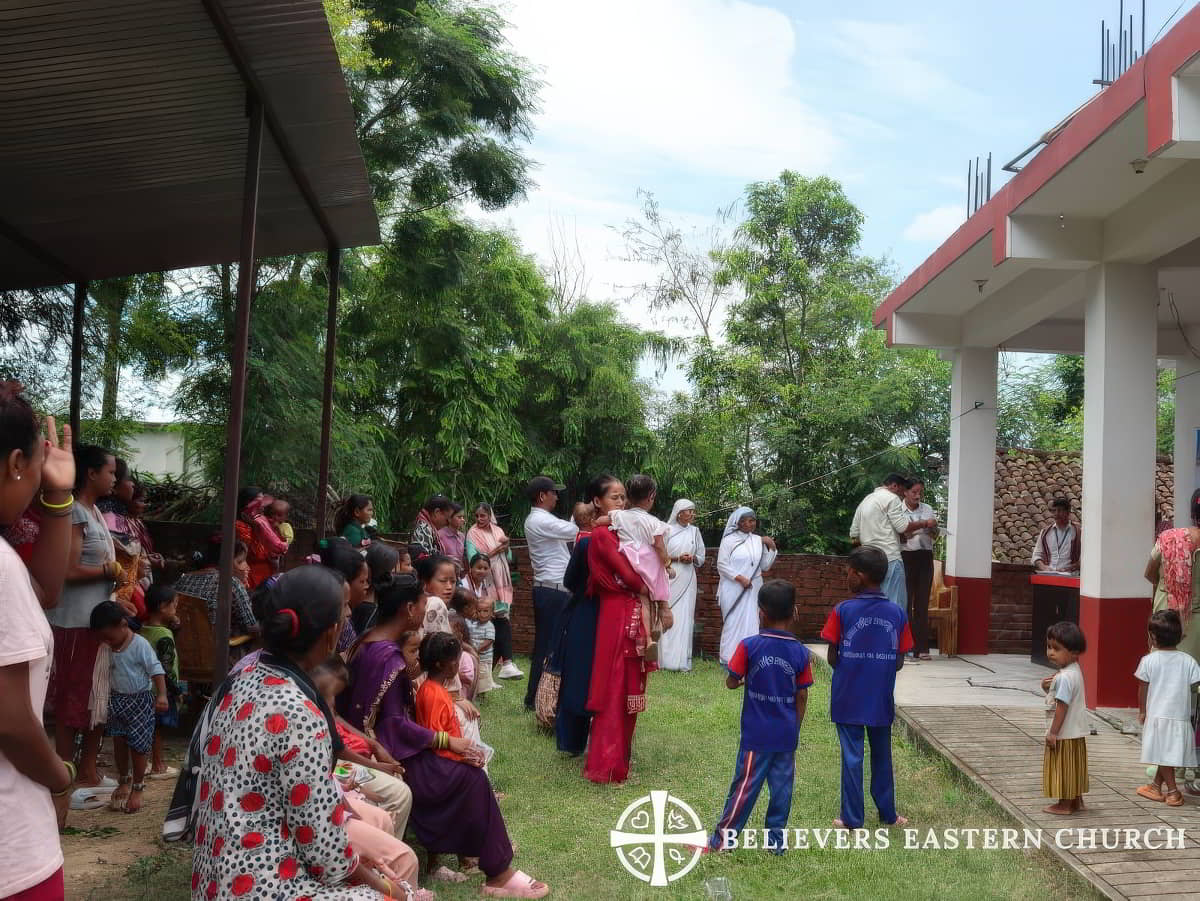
[523,476,578,710]
[1032,498,1081,574]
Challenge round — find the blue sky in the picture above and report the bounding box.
[483,0,1194,342]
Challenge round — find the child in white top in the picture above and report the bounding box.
[1135,609,1200,806]
[89,601,167,815]
[1041,621,1089,816]
[607,475,674,663]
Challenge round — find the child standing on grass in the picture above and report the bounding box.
[139,583,180,779]
[1135,609,1200,807]
[470,596,498,693]
[820,545,912,830]
[1041,621,1090,815]
[88,601,167,814]
[707,580,812,853]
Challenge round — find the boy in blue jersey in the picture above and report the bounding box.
[708,579,813,853]
[821,545,913,830]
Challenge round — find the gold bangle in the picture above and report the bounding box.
[38,492,74,511]
[50,760,75,797]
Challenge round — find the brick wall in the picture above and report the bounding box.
[506,546,848,658]
[146,521,1035,657]
[989,562,1035,654]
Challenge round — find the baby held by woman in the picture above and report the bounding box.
[605,474,675,663]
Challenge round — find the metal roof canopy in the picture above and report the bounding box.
[0,0,380,290]
[0,0,379,678]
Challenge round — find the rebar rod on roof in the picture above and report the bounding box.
[214,97,264,680]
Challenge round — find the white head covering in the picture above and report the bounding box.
[723,506,755,538]
[667,499,695,527]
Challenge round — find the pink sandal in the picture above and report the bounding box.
[481,870,550,898]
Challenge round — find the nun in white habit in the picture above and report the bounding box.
[659,499,707,672]
[716,506,778,665]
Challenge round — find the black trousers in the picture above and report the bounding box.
[524,585,570,709]
[902,549,934,655]
[492,615,513,662]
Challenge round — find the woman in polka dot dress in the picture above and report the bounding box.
[191,566,405,900]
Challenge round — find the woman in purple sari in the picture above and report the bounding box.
[340,574,549,899]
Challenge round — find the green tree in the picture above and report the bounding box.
[691,171,949,551]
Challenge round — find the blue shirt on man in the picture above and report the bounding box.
[727,629,814,752]
[820,591,913,727]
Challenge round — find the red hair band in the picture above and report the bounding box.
[280,608,299,638]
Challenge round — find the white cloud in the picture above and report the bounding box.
[503,0,840,179]
[826,19,982,118]
[902,204,963,243]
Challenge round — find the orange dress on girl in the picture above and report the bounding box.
[414,679,464,762]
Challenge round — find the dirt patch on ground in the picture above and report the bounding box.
[63,738,186,899]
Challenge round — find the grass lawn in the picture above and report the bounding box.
[95,654,1092,900]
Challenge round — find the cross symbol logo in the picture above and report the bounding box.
[610,790,707,886]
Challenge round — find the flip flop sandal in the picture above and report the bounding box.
[70,788,112,811]
[147,766,179,781]
[884,815,909,826]
[1137,784,1166,802]
[481,870,550,899]
[1166,790,1185,807]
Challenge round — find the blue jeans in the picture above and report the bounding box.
[709,747,795,851]
[882,558,907,608]
[836,722,897,828]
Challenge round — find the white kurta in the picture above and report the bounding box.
[716,532,777,665]
[659,524,706,671]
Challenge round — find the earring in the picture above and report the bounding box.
[13,475,20,481]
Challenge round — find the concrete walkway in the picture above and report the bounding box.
[806,648,1200,900]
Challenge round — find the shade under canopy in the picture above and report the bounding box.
[0,0,380,291]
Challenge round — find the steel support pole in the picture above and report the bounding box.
[214,97,264,679]
[314,248,341,539]
[69,281,87,441]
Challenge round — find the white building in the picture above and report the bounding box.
[875,8,1200,707]
[126,422,191,480]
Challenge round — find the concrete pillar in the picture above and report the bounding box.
[1173,359,1200,527]
[946,347,998,655]
[1079,263,1157,708]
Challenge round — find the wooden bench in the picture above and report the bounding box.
[175,592,253,687]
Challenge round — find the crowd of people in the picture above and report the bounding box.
[19,371,1199,897]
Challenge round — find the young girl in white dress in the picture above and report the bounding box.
[1135,609,1200,807]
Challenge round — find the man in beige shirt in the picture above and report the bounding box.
[850,474,934,608]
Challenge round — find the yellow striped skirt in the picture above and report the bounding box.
[1043,736,1089,799]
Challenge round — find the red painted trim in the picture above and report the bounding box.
[1077,594,1152,709]
[874,4,1200,331]
[1029,574,1080,588]
[944,574,990,655]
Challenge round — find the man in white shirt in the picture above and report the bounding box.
[522,475,578,710]
[1032,498,1081,574]
[900,478,938,659]
[850,474,934,610]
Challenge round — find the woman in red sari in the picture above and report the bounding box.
[584,476,652,784]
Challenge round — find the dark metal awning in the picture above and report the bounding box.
[0,0,380,291]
